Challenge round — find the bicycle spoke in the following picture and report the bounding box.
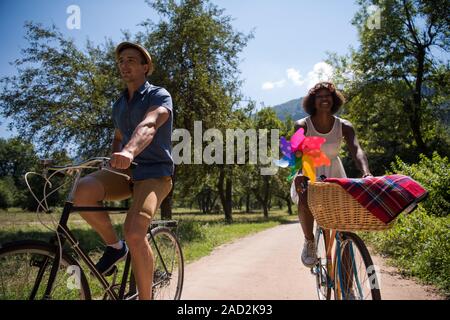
[150,227,183,300]
[0,245,89,300]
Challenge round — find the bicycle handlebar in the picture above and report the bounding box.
[44,157,109,170]
[42,157,137,180]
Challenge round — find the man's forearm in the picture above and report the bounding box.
[123,123,156,158]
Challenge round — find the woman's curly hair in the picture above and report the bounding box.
[302,82,346,115]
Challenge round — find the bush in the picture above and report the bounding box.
[177,220,207,242]
[362,152,450,297]
[0,177,17,210]
[390,152,450,217]
[363,206,450,297]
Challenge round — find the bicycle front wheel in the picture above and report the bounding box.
[314,226,331,300]
[334,232,381,300]
[150,226,184,300]
[0,240,91,300]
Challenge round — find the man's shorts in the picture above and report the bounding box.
[88,169,172,220]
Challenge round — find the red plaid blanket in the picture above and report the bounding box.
[324,175,428,224]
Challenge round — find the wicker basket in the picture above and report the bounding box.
[307,182,395,232]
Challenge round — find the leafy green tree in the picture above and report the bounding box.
[0,176,17,210]
[0,1,253,219]
[390,152,449,217]
[328,0,450,173]
[0,23,121,157]
[249,107,283,218]
[138,0,253,219]
[0,138,72,210]
[0,137,39,186]
[271,117,296,215]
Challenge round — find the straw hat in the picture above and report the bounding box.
[115,42,154,76]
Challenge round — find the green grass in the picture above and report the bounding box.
[0,208,296,259]
[0,207,296,299]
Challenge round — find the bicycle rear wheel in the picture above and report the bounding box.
[334,232,381,300]
[150,226,184,300]
[0,240,91,300]
[313,226,331,300]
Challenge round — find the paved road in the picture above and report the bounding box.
[181,222,443,300]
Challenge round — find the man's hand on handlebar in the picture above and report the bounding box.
[110,150,134,169]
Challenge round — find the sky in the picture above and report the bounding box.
[0,0,362,138]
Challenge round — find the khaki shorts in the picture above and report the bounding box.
[88,169,172,220]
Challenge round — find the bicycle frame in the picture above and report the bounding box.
[33,159,172,300]
[42,201,127,300]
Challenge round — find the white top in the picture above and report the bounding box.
[290,116,347,204]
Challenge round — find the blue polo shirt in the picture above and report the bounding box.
[112,81,174,181]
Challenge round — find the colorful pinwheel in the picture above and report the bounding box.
[274,128,331,182]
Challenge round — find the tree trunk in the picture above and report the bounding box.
[263,176,270,219]
[251,177,270,219]
[404,99,427,155]
[285,196,293,215]
[218,166,233,223]
[225,177,233,223]
[407,47,428,155]
[245,192,250,213]
[262,204,269,218]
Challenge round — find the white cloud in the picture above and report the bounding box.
[306,62,334,89]
[261,79,286,90]
[286,68,305,87]
[261,62,334,92]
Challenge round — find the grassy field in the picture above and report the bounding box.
[0,207,297,299]
[0,207,297,264]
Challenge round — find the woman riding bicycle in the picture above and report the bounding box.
[291,81,373,268]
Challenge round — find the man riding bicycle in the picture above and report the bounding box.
[74,42,173,300]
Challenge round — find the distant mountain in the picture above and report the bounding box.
[271,97,307,121]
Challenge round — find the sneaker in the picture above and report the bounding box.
[301,238,317,268]
[95,241,129,275]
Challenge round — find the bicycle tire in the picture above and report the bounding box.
[313,227,331,300]
[0,240,91,300]
[150,226,184,300]
[334,232,381,300]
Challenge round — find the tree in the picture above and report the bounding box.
[0,1,253,219]
[0,137,39,186]
[271,117,296,215]
[0,138,72,210]
[0,23,121,157]
[0,176,17,210]
[328,0,450,173]
[249,107,283,219]
[139,0,253,219]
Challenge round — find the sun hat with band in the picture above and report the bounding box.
[115,41,154,76]
[302,81,346,116]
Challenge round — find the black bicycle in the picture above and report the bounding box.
[0,157,184,300]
